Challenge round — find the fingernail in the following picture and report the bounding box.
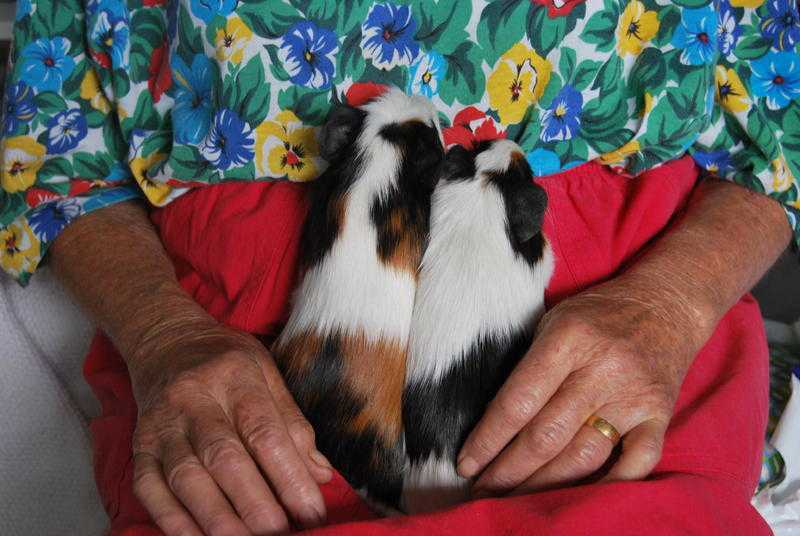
[311,449,333,470]
[457,456,479,478]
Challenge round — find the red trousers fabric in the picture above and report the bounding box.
[84,155,772,535]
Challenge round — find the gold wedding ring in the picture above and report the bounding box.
[585,415,621,445]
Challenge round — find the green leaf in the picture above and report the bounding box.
[167,145,212,181]
[141,132,173,159]
[73,152,111,179]
[527,6,572,55]
[746,107,781,162]
[131,91,161,132]
[508,108,541,152]
[439,42,486,106]
[581,93,631,153]
[629,47,666,95]
[34,92,67,115]
[653,5,681,47]
[37,157,73,183]
[672,0,712,7]
[591,55,623,97]
[580,6,619,52]
[31,0,77,36]
[265,44,292,82]
[412,0,471,55]
[277,86,332,126]
[223,160,256,180]
[333,0,374,35]
[335,31,367,84]
[62,60,88,101]
[560,49,577,83]
[103,117,127,162]
[177,3,204,66]
[539,72,563,109]
[735,35,771,60]
[239,1,303,39]
[0,192,27,227]
[235,56,272,127]
[85,109,106,128]
[112,70,131,101]
[572,60,602,92]
[477,0,529,64]
[205,15,228,46]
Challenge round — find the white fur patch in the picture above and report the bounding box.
[401,454,470,514]
[406,142,554,384]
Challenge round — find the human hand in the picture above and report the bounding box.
[456,273,714,497]
[128,323,332,536]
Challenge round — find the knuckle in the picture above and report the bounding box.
[287,419,315,447]
[205,513,243,536]
[200,436,246,473]
[528,420,570,457]
[242,421,287,454]
[497,393,536,429]
[165,455,205,490]
[574,436,607,468]
[132,466,159,499]
[151,511,193,536]
[637,437,664,467]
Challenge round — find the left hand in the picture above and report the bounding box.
[456,273,713,497]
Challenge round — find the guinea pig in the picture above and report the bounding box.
[400,139,554,513]
[272,87,444,508]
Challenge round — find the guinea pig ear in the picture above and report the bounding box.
[443,145,475,179]
[319,105,365,161]
[506,160,548,244]
[409,123,445,187]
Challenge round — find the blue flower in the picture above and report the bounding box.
[527,149,561,177]
[45,110,88,154]
[692,150,732,176]
[2,82,37,136]
[89,0,130,70]
[172,54,215,144]
[407,52,447,98]
[28,199,82,242]
[190,0,236,23]
[201,109,254,170]
[671,7,717,66]
[15,0,32,21]
[750,51,800,109]
[718,0,741,60]
[19,38,75,92]
[279,21,338,90]
[105,162,131,182]
[361,3,420,70]
[540,85,583,142]
[760,0,800,51]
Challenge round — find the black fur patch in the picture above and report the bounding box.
[277,333,404,506]
[403,329,533,464]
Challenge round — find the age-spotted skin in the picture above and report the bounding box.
[401,139,554,513]
[273,88,444,507]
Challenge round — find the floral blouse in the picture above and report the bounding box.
[2,0,800,283]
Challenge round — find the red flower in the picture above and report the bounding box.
[148,42,172,103]
[443,107,506,150]
[143,0,167,5]
[90,49,111,70]
[531,0,586,18]
[345,82,389,107]
[25,188,60,208]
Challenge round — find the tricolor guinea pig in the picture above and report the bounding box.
[401,139,554,513]
[272,87,444,507]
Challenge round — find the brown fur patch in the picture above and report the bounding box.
[339,332,406,445]
[273,331,323,384]
[377,207,425,277]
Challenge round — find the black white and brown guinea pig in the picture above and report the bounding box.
[271,87,444,508]
[401,139,554,513]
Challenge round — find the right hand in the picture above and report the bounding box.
[128,323,332,536]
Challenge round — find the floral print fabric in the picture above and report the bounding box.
[2,0,800,283]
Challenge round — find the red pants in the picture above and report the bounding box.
[85,156,771,535]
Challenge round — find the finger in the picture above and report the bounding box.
[510,410,627,494]
[232,388,327,529]
[132,453,204,536]
[603,419,667,482]
[159,432,251,536]
[187,401,291,535]
[457,331,574,479]
[472,378,603,496]
[257,351,334,484]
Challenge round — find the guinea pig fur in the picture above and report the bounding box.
[272,87,444,507]
[401,139,554,514]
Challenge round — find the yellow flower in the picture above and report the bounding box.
[130,152,173,206]
[617,1,660,57]
[715,66,750,114]
[772,156,795,192]
[600,140,641,166]
[1,136,46,193]
[255,111,325,182]
[215,17,253,64]
[0,220,41,277]
[730,0,764,6]
[487,43,552,126]
[80,69,111,114]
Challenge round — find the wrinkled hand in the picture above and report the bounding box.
[457,275,712,497]
[129,324,332,536]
